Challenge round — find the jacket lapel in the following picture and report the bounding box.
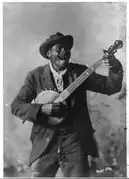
[42,64,58,91]
[65,63,77,88]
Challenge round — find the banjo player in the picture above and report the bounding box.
[11,32,123,177]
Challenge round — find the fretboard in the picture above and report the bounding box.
[59,59,103,101]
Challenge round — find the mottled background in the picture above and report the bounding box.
[3,2,126,177]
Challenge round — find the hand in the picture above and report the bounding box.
[102,54,123,73]
[101,54,114,69]
[41,102,67,117]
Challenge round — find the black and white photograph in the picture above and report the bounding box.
[3,2,126,177]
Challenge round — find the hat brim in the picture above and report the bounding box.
[39,35,73,59]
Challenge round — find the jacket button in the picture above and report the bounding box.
[46,138,50,142]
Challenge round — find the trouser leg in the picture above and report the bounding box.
[31,156,59,177]
[62,157,90,177]
[60,132,90,177]
[30,130,90,177]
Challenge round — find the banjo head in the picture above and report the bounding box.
[35,90,60,104]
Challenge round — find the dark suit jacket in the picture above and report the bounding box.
[11,61,123,166]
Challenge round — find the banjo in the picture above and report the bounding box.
[35,40,123,123]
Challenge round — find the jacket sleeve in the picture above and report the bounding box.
[11,71,43,123]
[85,58,123,95]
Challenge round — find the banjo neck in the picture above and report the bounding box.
[58,59,102,102]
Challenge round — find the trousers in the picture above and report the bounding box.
[31,128,90,177]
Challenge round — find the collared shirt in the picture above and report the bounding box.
[49,61,67,92]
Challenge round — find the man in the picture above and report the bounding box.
[11,32,123,177]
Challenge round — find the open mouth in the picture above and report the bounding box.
[58,54,68,61]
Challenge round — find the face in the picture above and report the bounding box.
[47,43,71,71]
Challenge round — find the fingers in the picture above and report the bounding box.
[41,103,53,115]
[41,102,67,117]
[52,102,63,110]
[53,102,67,109]
[102,59,112,69]
[52,102,67,115]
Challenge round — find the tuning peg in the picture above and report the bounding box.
[102,49,109,58]
[103,49,108,54]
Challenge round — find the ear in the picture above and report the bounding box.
[47,50,51,58]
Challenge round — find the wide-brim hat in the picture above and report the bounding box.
[39,32,74,59]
